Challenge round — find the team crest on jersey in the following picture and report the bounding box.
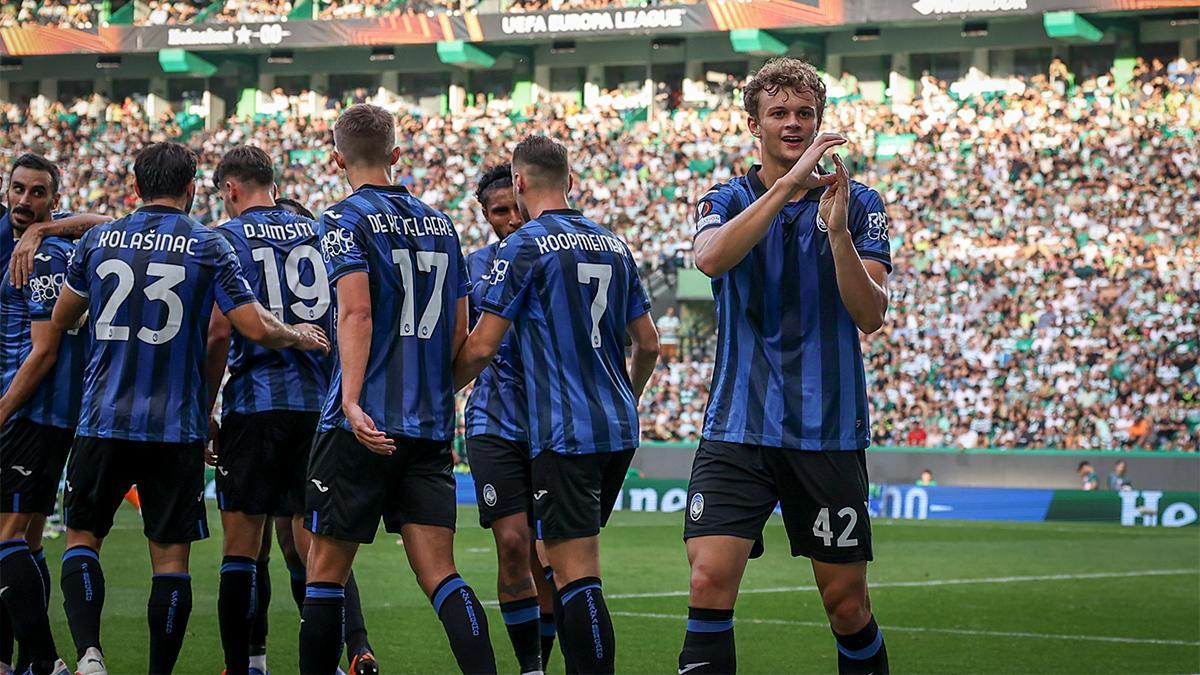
[815,215,829,233]
[690,493,705,522]
[483,483,498,507]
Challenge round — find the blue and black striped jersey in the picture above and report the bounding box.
[215,206,332,415]
[317,184,468,441]
[65,205,258,443]
[0,236,89,429]
[464,242,526,441]
[480,209,651,456]
[695,166,893,451]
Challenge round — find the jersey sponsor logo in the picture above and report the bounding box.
[320,228,356,262]
[33,252,53,262]
[488,257,511,286]
[10,465,32,477]
[689,493,704,521]
[866,212,889,241]
[28,272,66,303]
[482,483,498,507]
[311,478,330,493]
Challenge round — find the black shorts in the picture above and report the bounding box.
[466,435,533,528]
[683,440,873,564]
[531,449,635,541]
[216,410,318,517]
[0,418,73,515]
[304,428,457,544]
[63,436,209,544]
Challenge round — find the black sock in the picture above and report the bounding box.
[218,556,257,673]
[344,570,370,658]
[500,597,542,674]
[287,561,306,614]
[431,574,496,674]
[558,577,614,675]
[0,540,57,672]
[552,583,576,675]
[250,558,271,655]
[299,582,344,675]
[539,613,556,671]
[0,601,12,665]
[60,545,105,660]
[678,607,735,674]
[540,566,557,670]
[32,548,51,607]
[833,615,888,675]
[147,573,193,674]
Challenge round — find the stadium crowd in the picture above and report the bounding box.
[1,56,1197,452]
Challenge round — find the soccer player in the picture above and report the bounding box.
[205,147,378,675]
[455,136,660,674]
[302,104,495,675]
[464,164,559,674]
[0,154,84,675]
[678,57,892,674]
[51,142,329,674]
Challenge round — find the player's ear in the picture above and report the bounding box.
[747,114,761,138]
[332,150,346,171]
[567,172,574,195]
[388,146,402,167]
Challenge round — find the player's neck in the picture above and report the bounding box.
[345,165,393,192]
[755,158,789,192]
[522,193,570,221]
[233,192,276,216]
[142,197,188,212]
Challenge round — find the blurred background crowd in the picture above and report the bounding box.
[1,55,1196,452]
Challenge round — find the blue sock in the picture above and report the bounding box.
[834,615,888,675]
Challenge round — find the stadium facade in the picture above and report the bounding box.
[1,0,1196,125]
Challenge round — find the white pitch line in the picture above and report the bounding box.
[610,611,1200,647]
[603,568,1197,600]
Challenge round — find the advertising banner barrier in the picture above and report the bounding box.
[449,475,1200,528]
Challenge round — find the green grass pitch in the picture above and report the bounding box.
[34,503,1200,674]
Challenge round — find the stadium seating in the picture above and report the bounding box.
[1,58,1196,452]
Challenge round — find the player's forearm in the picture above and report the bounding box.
[452,339,493,392]
[32,213,112,239]
[694,181,797,277]
[337,311,372,408]
[204,336,230,415]
[628,343,659,399]
[0,345,58,424]
[829,232,888,334]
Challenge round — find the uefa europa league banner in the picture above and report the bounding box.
[1,0,1191,56]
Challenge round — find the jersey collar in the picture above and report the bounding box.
[748,164,831,203]
[138,204,186,215]
[240,204,282,216]
[358,184,410,195]
[541,208,582,217]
